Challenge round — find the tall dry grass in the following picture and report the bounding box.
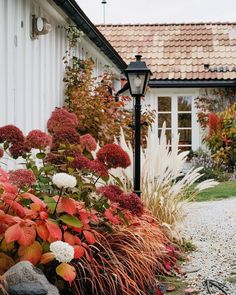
[72,213,169,295]
[111,124,218,239]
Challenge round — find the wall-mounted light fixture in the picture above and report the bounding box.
[31,15,51,39]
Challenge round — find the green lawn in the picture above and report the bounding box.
[196,180,236,201]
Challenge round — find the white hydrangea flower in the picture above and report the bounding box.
[50,241,74,263]
[52,173,77,189]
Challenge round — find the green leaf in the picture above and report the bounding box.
[36,152,46,159]
[66,156,74,162]
[59,214,83,228]
[43,196,56,213]
[110,174,124,187]
[38,176,50,184]
[67,168,74,174]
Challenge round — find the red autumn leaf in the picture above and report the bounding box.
[56,263,76,285]
[18,241,42,265]
[36,222,49,241]
[163,259,172,271]
[64,231,75,246]
[73,245,85,259]
[59,198,76,215]
[2,183,18,194]
[46,220,62,242]
[104,209,120,225]
[21,193,46,209]
[3,194,25,218]
[39,252,55,264]
[74,236,82,245]
[83,230,96,244]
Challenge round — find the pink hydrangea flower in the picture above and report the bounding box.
[9,169,36,188]
[52,128,80,148]
[80,134,97,152]
[0,125,24,144]
[96,143,131,169]
[47,108,78,133]
[26,130,52,150]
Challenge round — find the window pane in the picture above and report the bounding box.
[178,96,192,111]
[178,114,192,127]
[158,129,172,143]
[179,129,192,145]
[158,97,171,112]
[179,146,192,151]
[158,113,171,128]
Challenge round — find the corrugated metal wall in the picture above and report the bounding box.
[0,0,67,133]
[0,0,120,134]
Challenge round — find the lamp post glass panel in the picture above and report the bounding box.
[124,55,151,196]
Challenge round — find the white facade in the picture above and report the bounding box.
[0,0,121,134]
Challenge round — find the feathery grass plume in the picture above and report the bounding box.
[0,276,8,295]
[111,123,218,240]
[72,212,169,295]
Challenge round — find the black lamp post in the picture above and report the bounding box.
[124,55,151,196]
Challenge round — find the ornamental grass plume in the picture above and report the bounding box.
[26,130,52,150]
[73,213,168,295]
[47,108,78,133]
[96,143,131,169]
[110,124,218,241]
[9,169,36,188]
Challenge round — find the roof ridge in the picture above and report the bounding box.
[97,22,236,27]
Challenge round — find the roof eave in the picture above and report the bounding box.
[149,79,236,88]
[53,0,127,71]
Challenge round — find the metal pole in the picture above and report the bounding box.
[133,95,141,196]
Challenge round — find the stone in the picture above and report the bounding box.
[184,288,200,294]
[4,261,59,295]
[8,282,47,295]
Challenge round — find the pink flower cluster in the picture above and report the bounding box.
[0,125,24,144]
[52,127,80,148]
[0,125,28,159]
[47,108,78,133]
[9,169,36,188]
[80,134,97,152]
[97,185,144,216]
[26,130,52,150]
[96,143,131,169]
[71,154,109,178]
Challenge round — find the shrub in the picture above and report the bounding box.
[0,109,174,294]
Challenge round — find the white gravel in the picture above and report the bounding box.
[181,198,236,295]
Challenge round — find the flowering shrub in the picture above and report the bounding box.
[203,103,236,168]
[0,108,174,294]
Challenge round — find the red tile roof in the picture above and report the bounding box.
[97,23,236,80]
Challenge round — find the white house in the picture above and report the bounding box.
[0,0,126,134]
[98,23,236,151]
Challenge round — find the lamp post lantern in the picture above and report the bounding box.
[124,55,151,196]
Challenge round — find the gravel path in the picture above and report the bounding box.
[181,198,236,295]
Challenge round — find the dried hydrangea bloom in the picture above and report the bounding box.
[80,134,97,152]
[52,128,80,148]
[119,192,144,217]
[0,149,3,158]
[26,130,52,150]
[0,125,24,144]
[96,143,131,169]
[89,160,109,178]
[71,153,91,170]
[8,142,29,159]
[97,184,123,202]
[50,241,74,263]
[9,169,36,188]
[52,173,77,189]
[47,108,78,133]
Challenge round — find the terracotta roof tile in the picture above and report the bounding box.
[97,23,236,80]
